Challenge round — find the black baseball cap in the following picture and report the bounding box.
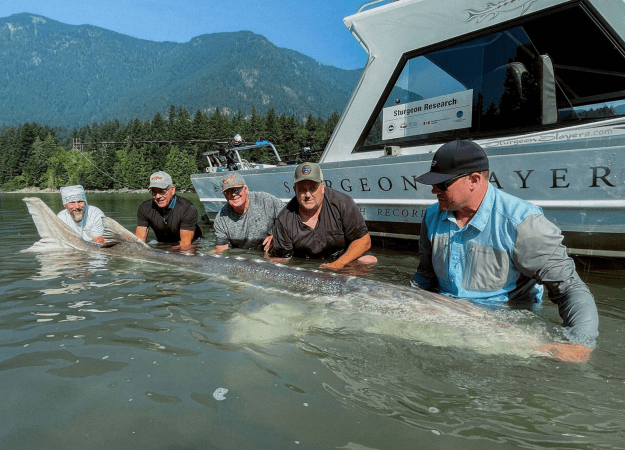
[415,140,489,185]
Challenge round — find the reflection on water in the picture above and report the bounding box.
[32,250,109,283]
[1,193,625,450]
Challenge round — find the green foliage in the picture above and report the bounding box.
[165,146,196,190]
[0,106,341,191]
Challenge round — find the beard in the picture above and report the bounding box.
[69,208,85,223]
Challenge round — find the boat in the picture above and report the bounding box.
[202,138,283,173]
[191,0,625,257]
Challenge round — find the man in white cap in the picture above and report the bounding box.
[272,162,377,270]
[213,172,284,253]
[57,185,105,244]
[135,171,203,249]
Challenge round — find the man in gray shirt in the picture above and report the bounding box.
[213,172,284,253]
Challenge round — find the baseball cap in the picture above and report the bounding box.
[294,162,323,184]
[220,172,246,192]
[415,140,489,185]
[60,185,87,205]
[148,171,173,190]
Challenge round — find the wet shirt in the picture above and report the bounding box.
[57,204,105,241]
[411,183,598,341]
[137,195,203,243]
[272,187,368,259]
[213,191,284,249]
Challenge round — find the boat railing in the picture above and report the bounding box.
[202,140,282,173]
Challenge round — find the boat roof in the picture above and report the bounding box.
[321,0,625,163]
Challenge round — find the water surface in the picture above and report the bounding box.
[1,192,624,449]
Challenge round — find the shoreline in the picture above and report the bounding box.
[1,187,197,194]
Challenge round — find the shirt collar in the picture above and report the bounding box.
[468,183,494,232]
[443,183,494,232]
[152,194,177,211]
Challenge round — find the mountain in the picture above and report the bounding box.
[0,13,362,128]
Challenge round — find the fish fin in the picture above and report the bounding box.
[102,217,150,248]
[22,197,80,249]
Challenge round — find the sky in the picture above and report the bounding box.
[0,0,371,70]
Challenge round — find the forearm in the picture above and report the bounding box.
[135,226,149,242]
[514,214,599,342]
[325,234,371,269]
[179,229,195,249]
[410,221,438,291]
[550,284,599,343]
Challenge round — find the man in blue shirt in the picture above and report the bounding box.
[411,140,598,362]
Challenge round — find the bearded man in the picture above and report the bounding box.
[57,185,105,244]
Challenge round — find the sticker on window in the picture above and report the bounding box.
[382,90,473,140]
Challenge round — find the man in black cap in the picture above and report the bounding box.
[272,162,377,270]
[412,139,598,362]
[135,171,203,249]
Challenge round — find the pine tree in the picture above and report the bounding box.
[164,145,197,190]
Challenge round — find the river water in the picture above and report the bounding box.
[1,192,624,450]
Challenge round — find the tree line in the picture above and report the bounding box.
[0,106,340,191]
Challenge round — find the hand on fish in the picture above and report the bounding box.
[262,235,274,253]
[536,342,592,363]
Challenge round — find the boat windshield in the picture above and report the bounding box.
[358,4,625,151]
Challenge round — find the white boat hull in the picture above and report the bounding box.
[192,122,625,257]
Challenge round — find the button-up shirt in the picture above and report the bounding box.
[411,184,598,342]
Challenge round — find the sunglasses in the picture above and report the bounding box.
[434,173,471,191]
[151,187,171,197]
[224,186,244,196]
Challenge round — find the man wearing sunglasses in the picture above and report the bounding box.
[135,171,203,249]
[213,172,284,253]
[411,140,598,362]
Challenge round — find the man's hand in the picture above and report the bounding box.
[213,244,229,254]
[320,261,345,271]
[262,235,274,253]
[536,342,592,363]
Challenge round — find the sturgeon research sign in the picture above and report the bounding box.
[382,90,473,140]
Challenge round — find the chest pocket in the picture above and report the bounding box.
[431,237,449,282]
[463,243,509,292]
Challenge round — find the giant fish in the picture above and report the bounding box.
[22,196,486,319]
[24,196,577,359]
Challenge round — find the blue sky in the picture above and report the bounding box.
[0,0,370,70]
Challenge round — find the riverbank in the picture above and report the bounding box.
[1,187,197,194]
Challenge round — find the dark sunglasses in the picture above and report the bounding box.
[434,173,471,191]
[224,186,244,196]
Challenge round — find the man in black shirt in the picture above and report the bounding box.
[135,171,203,249]
[272,162,377,270]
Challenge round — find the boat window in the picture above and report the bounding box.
[358,5,625,151]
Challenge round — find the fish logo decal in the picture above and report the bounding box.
[465,0,541,23]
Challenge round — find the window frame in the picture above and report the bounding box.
[353,0,625,153]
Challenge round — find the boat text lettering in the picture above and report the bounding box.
[282,166,616,194]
